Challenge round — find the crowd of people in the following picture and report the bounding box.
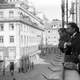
[0,55,34,77]
[19,56,34,73]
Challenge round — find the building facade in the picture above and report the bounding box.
[0,0,44,68]
[45,19,62,46]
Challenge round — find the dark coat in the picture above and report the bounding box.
[66,32,80,63]
[70,32,80,54]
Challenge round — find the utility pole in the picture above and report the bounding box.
[61,0,65,28]
[66,0,68,24]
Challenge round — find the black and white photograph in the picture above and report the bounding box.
[0,0,80,80]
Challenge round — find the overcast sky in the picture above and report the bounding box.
[30,0,72,20]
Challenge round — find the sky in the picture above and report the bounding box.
[29,0,72,21]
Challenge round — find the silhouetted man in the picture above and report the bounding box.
[65,22,80,73]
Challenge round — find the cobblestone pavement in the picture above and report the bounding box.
[0,51,64,80]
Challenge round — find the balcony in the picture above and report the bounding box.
[0,16,43,30]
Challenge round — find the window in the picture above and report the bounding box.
[54,24,56,27]
[24,36,26,44]
[59,24,61,27]
[10,36,14,43]
[8,47,16,59]
[9,23,14,30]
[9,10,14,18]
[0,11,3,18]
[0,36,4,43]
[48,31,50,33]
[54,36,56,39]
[21,35,23,43]
[0,24,4,31]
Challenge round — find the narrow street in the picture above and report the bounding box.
[15,49,64,80]
[0,49,64,80]
[1,49,80,80]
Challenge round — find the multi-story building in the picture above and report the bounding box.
[45,19,62,46]
[0,0,44,68]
